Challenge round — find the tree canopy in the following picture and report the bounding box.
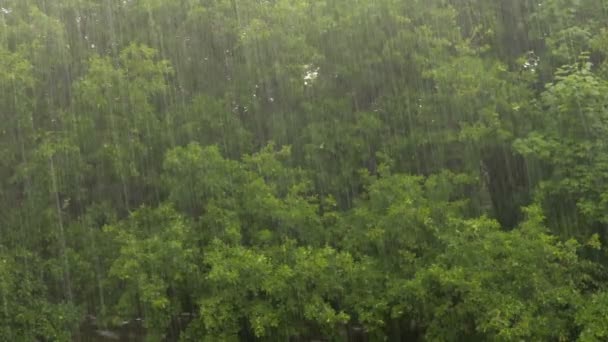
[1,0,608,340]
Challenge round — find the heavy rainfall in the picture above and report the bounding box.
[1,0,608,341]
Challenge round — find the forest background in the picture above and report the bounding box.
[1,0,608,340]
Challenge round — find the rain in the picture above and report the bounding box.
[1,0,608,341]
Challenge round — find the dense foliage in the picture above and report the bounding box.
[1,0,608,340]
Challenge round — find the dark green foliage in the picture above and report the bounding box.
[0,249,80,341]
[1,0,608,340]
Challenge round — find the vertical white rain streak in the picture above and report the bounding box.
[102,0,130,212]
[0,7,7,47]
[1,284,9,338]
[0,255,12,339]
[104,0,118,57]
[114,104,131,213]
[85,212,107,321]
[8,54,36,281]
[231,0,243,110]
[49,154,73,303]
[140,2,156,205]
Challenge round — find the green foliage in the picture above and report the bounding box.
[106,205,198,338]
[576,291,608,342]
[194,241,353,340]
[0,249,79,341]
[402,216,584,341]
[515,59,608,235]
[1,0,608,340]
